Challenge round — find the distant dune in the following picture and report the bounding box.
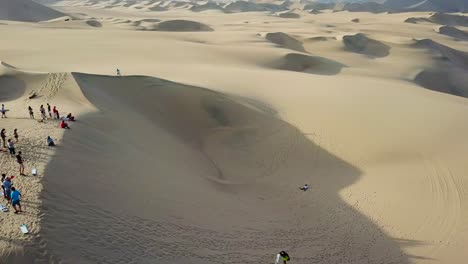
[405,13,468,27]
[278,12,301,19]
[190,2,225,12]
[276,53,346,75]
[413,39,468,68]
[265,32,306,52]
[343,33,391,58]
[439,26,468,41]
[412,39,468,97]
[0,0,66,22]
[156,20,213,32]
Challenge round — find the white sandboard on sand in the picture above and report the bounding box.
[20,224,29,234]
[0,204,8,212]
[275,254,280,264]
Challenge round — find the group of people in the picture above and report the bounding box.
[1,174,21,214]
[28,104,60,120]
[27,104,75,129]
[0,103,76,215]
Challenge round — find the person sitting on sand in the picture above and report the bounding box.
[3,177,12,201]
[66,113,75,121]
[1,104,6,118]
[0,129,6,148]
[299,184,309,191]
[7,139,15,155]
[10,187,22,214]
[14,129,18,142]
[28,106,34,119]
[16,151,25,176]
[60,120,70,129]
[47,136,55,147]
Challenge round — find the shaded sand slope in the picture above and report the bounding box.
[0,0,65,22]
[32,74,411,264]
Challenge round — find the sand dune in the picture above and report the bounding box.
[156,20,213,32]
[413,39,468,69]
[265,32,306,52]
[0,0,66,22]
[275,53,346,75]
[2,4,468,264]
[405,13,468,26]
[439,26,468,41]
[190,2,225,13]
[343,33,391,58]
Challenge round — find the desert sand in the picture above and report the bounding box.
[1,0,468,263]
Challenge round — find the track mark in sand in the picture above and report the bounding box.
[28,73,67,100]
[420,156,462,255]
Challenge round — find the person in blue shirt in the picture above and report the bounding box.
[10,187,22,214]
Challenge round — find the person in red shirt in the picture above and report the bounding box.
[60,120,70,129]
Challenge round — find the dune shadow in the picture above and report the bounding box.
[0,76,26,102]
[18,74,413,263]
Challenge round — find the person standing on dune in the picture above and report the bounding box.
[1,129,6,148]
[40,105,47,120]
[14,129,18,142]
[1,104,6,118]
[10,187,22,214]
[16,151,25,176]
[47,103,52,118]
[28,106,34,119]
[53,106,60,119]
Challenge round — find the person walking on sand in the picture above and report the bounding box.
[28,106,34,119]
[0,129,6,148]
[3,176,11,202]
[53,106,60,119]
[40,105,47,120]
[10,187,22,214]
[1,104,6,118]
[116,68,121,76]
[7,139,15,156]
[16,151,25,176]
[1,174,6,199]
[47,103,52,118]
[14,129,18,142]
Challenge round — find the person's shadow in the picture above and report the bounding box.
[18,74,414,264]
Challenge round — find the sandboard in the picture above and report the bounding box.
[275,254,280,264]
[0,204,8,212]
[20,224,28,234]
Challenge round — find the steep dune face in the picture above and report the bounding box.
[343,33,391,58]
[32,73,411,264]
[265,32,306,52]
[0,0,65,22]
[439,26,468,41]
